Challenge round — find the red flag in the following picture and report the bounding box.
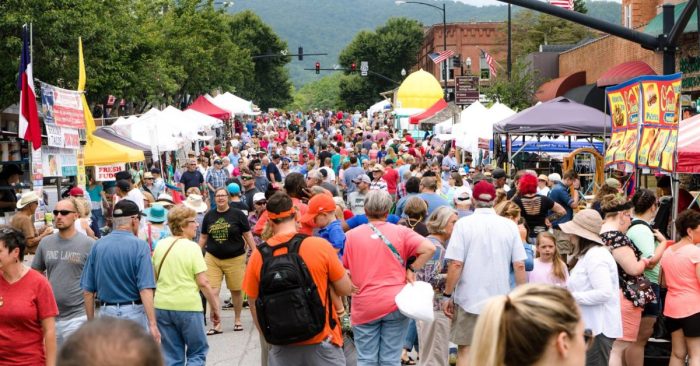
[549,0,574,10]
[17,25,41,150]
[482,50,498,78]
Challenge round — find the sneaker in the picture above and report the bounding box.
[243,299,249,308]
[222,302,234,310]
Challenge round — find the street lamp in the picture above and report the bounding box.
[395,0,448,101]
[465,57,472,75]
[401,68,407,77]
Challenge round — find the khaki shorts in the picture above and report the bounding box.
[205,253,245,291]
[449,305,479,346]
[553,228,574,255]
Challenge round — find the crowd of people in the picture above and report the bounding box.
[0,109,699,366]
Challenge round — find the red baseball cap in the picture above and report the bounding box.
[69,187,85,197]
[472,181,496,203]
[300,193,336,225]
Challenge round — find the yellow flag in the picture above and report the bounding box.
[78,37,96,136]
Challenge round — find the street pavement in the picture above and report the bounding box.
[206,295,261,366]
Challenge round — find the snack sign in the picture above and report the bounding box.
[605,73,682,173]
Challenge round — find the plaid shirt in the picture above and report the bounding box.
[206,168,229,189]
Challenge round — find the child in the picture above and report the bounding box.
[530,232,569,286]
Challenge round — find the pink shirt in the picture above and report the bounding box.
[529,258,568,287]
[660,244,700,318]
[343,221,424,325]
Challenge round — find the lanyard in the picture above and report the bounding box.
[367,222,404,267]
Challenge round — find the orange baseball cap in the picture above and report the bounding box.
[300,193,336,225]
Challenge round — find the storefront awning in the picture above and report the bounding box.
[409,99,448,125]
[597,61,657,87]
[535,71,586,102]
[563,83,608,113]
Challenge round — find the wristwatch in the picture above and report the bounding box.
[406,266,416,273]
[442,292,452,298]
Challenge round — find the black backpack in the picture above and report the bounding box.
[255,233,335,345]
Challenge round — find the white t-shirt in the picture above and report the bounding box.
[567,246,622,338]
[126,188,145,212]
[445,208,527,314]
[320,167,336,183]
[347,191,367,215]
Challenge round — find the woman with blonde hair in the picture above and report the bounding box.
[497,201,534,288]
[71,197,97,239]
[470,284,590,366]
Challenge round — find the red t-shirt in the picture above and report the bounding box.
[383,167,399,194]
[0,269,58,366]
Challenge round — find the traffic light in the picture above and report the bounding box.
[351,63,356,72]
[298,47,303,61]
[315,62,320,74]
[452,55,461,68]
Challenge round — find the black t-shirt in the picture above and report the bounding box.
[513,195,555,237]
[318,150,332,164]
[230,200,250,216]
[398,219,430,237]
[201,207,250,259]
[0,179,17,213]
[267,162,282,182]
[180,170,204,191]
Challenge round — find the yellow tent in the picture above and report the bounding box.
[84,135,145,166]
[395,69,444,109]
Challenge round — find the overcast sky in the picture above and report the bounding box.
[457,0,621,6]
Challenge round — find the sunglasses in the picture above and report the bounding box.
[53,210,75,216]
[241,176,253,180]
[255,201,267,205]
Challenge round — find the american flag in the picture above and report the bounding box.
[482,50,497,78]
[428,50,455,64]
[549,0,574,10]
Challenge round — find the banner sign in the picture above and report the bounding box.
[41,147,78,177]
[40,83,86,129]
[96,163,125,181]
[604,73,682,173]
[46,125,80,149]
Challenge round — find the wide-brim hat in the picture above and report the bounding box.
[183,194,207,213]
[153,193,175,206]
[16,191,40,209]
[144,206,168,223]
[559,209,604,245]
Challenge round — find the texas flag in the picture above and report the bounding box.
[17,25,41,150]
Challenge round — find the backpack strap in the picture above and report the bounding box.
[630,219,654,232]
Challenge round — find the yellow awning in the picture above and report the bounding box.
[84,135,145,166]
[395,69,444,109]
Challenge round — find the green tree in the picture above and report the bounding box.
[287,73,342,111]
[228,10,293,110]
[507,10,593,61]
[338,17,423,110]
[484,60,540,111]
[574,0,588,14]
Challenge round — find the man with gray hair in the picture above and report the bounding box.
[306,169,339,197]
[441,180,527,366]
[80,200,160,343]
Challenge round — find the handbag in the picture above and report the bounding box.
[155,238,181,283]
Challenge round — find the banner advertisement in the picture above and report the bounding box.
[96,163,125,181]
[40,83,86,129]
[604,73,682,173]
[41,147,78,177]
[46,125,80,149]
[77,150,86,188]
[32,147,43,187]
[605,80,640,166]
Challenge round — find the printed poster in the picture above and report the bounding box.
[605,80,640,166]
[40,83,86,129]
[41,147,78,177]
[46,125,80,149]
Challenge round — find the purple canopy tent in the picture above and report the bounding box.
[494,97,610,135]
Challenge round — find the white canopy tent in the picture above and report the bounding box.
[206,92,260,116]
[160,106,213,141]
[183,109,223,130]
[453,101,489,149]
[120,108,183,152]
[367,99,392,117]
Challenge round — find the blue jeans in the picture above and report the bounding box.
[353,309,409,366]
[92,208,105,228]
[56,314,87,347]
[403,319,419,352]
[156,309,209,366]
[99,303,149,332]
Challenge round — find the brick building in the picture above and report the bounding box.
[416,22,507,100]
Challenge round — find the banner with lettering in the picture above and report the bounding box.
[40,83,86,129]
[96,163,125,181]
[605,79,641,166]
[46,125,80,149]
[605,73,682,173]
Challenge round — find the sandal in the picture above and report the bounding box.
[234,324,244,331]
[206,328,223,336]
[401,356,416,365]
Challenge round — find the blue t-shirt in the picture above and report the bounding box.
[86,184,103,203]
[318,220,345,260]
[418,193,450,216]
[549,182,574,227]
[346,214,400,230]
[343,166,365,194]
[80,230,156,303]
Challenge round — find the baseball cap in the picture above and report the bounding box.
[300,193,336,225]
[604,177,621,189]
[548,173,562,183]
[538,174,549,182]
[253,192,266,203]
[69,187,85,197]
[113,199,141,218]
[214,159,222,164]
[150,168,160,175]
[115,171,131,181]
[492,168,506,179]
[371,164,384,173]
[227,182,241,195]
[352,174,371,184]
[472,181,496,203]
[458,168,467,176]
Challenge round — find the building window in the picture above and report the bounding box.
[440,61,454,81]
[480,54,491,80]
[624,4,632,28]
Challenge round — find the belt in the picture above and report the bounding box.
[100,299,142,306]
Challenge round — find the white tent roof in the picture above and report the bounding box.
[453,101,517,158]
[126,108,183,151]
[367,99,392,116]
[160,106,209,140]
[182,109,223,130]
[207,92,260,116]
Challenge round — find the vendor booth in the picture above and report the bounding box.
[394,69,443,131]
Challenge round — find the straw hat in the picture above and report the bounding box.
[183,194,207,213]
[152,193,175,208]
[16,191,39,209]
[559,209,604,245]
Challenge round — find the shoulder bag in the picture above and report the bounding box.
[155,238,181,283]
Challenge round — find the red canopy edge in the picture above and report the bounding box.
[186,95,231,120]
[409,99,448,125]
[677,114,700,173]
[596,61,657,87]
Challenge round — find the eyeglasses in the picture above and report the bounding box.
[241,176,253,180]
[255,168,262,171]
[53,210,75,216]
[186,219,198,225]
[583,328,593,350]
